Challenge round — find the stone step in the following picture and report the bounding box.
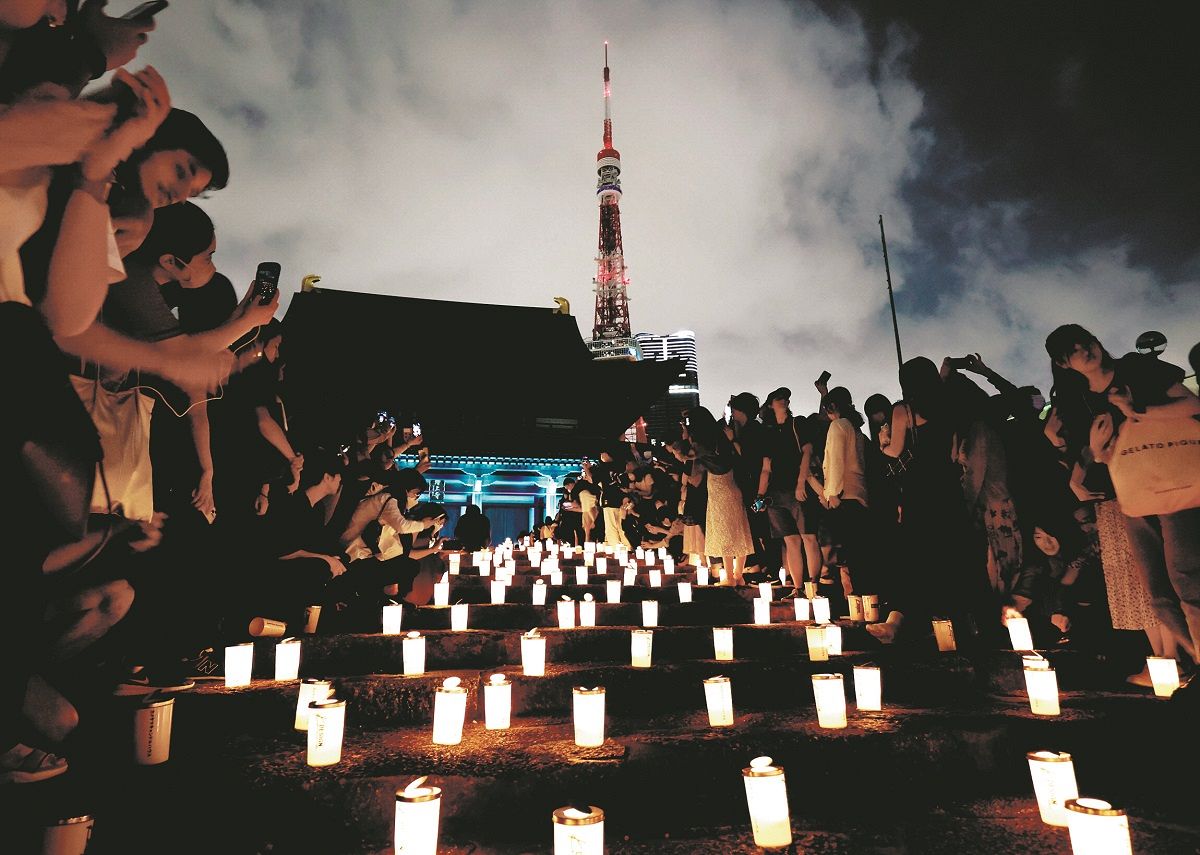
[58,692,1189,854]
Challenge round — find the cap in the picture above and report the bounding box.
[765,387,791,404]
[728,392,759,419]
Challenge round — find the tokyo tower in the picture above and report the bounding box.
[586,43,638,361]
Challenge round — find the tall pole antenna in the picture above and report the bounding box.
[878,214,903,370]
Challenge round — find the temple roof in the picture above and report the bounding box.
[281,288,681,457]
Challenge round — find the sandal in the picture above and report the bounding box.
[0,745,68,784]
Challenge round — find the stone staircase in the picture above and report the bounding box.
[8,552,1200,854]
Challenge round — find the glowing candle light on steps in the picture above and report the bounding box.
[433,574,450,606]
[584,551,595,568]
[1146,656,1180,697]
[484,674,511,730]
[532,578,547,606]
[1024,662,1060,716]
[580,593,597,627]
[713,627,734,661]
[644,551,656,566]
[631,629,653,668]
[703,676,734,726]
[521,629,546,676]
[572,687,606,747]
[596,556,608,574]
[794,598,811,622]
[697,565,710,586]
[862,594,879,622]
[549,568,563,587]
[564,546,574,559]
[382,602,404,635]
[491,579,507,605]
[585,541,597,553]
[504,559,516,575]
[664,556,675,574]
[623,566,636,587]
[552,805,605,855]
[224,643,253,688]
[1006,616,1034,651]
[432,677,467,745]
[133,696,174,766]
[932,619,956,652]
[303,605,321,634]
[448,553,460,575]
[649,569,662,588]
[403,631,426,676]
[811,597,830,624]
[576,566,588,585]
[803,581,818,599]
[635,547,645,560]
[753,597,771,625]
[847,595,863,622]
[642,599,659,627]
[557,597,576,629]
[1064,798,1132,855]
[274,638,301,681]
[678,581,692,603]
[811,673,847,728]
[450,603,468,632]
[757,582,772,601]
[805,625,828,662]
[306,698,345,766]
[743,756,792,849]
[395,776,441,855]
[823,624,842,655]
[294,678,330,731]
[606,579,621,603]
[1027,751,1078,826]
[853,665,882,711]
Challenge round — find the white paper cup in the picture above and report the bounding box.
[133,697,174,765]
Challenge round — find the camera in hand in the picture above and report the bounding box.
[816,370,832,386]
[750,496,772,513]
[253,261,281,305]
[373,410,396,432]
[948,356,972,370]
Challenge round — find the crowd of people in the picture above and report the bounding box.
[2,0,1198,794]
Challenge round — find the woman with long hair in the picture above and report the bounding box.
[686,406,753,586]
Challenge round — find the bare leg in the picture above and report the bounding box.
[801,533,822,583]
[781,534,804,590]
[22,676,79,742]
[45,580,135,661]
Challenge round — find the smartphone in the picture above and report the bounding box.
[816,370,832,386]
[121,1,169,20]
[412,422,422,438]
[948,357,971,370]
[253,261,281,305]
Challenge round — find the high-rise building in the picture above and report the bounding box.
[634,330,701,440]
[586,43,639,362]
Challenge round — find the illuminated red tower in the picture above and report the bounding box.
[587,43,637,361]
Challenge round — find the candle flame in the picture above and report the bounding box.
[442,677,461,689]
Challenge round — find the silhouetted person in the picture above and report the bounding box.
[454,503,491,552]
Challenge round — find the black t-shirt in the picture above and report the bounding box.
[732,421,768,499]
[762,415,809,493]
[162,273,237,334]
[102,262,181,343]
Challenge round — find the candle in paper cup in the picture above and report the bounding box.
[697,566,710,586]
[521,629,546,676]
[484,674,512,730]
[572,687,606,747]
[403,631,426,676]
[1024,663,1060,716]
[306,698,346,766]
[805,624,828,662]
[557,597,576,629]
[811,597,830,624]
[663,556,675,574]
[433,575,450,606]
[596,556,608,574]
[812,673,847,728]
[794,597,812,622]
[644,551,656,566]
[303,605,321,634]
[803,581,818,599]
[576,566,588,585]
[677,581,692,603]
[450,603,468,631]
[713,627,734,661]
[1027,751,1078,827]
[703,676,734,726]
[294,678,331,730]
[580,594,596,627]
[606,579,621,603]
[448,553,461,574]
[225,643,253,688]
[583,551,595,568]
[823,624,842,655]
[395,777,442,855]
[631,629,653,668]
[1064,798,1132,855]
[623,566,636,587]
[248,617,286,638]
[133,696,174,765]
[275,637,302,681]
[382,602,404,635]
[932,619,956,652]
[641,599,659,627]
[862,594,879,622]
[848,595,863,622]
[853,665,882,711]
[490,579,507,604]
[742,756,792,849]
[533,579,548,605]
[550,569,563,586]
[552,805,604,855]
[635,547,645,560]
[753,597,771,625]
[649,569,662,587]
[1147,656,1180,697]
[757,582,773,601]
[432,677,467,745]
[1007,616,1035,651]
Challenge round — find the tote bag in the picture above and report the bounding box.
[1108,415,1200,517]
[71,375,156,522]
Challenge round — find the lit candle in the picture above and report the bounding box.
[862,594,879,622]
[644,551,656,566]
[1007,616,1035,651]
[557,597,576,629]
[584,551,595,568]
[932,619,956,652]
[448,553,461,575]
[580,594,597,627]
[824,624,842,655]
[1064,798,1132,855]
[529,551,542,570]
[395,777,441,855]
[742,756,792,849]
[403,631,426,676]
[572,687,606,747]
[847,595,863,622]
[484,674,511,730]
[1027,750,1078,827]
[478,557,491,577]
[805,625,828,662]
[606,579,621,603]
[853,665,882,711]
[649,569,662,587]
[713,627,734,661]
[133,696,174,766]
[753,597,771,625]
[545,538,554,550]
[521,629,546,677]
[549,569,563,587]
[631,629,653,668]
[677,581,693,603]
[552,805,604,855]
[696,566,710,586]
[663,556,675,574]
[585,541,597,553]
[432,677,468,745]
[596,556,608,574]
[533,579,547,606]
[474,550,487,568]
[803,581,818,600]
[641,600,658,628]
[306,698,346,766]
[303,605,321,634]
[811,673,847,728]
[757,582,773,601]
[564,546,574,559]
[275,638,301,681]
[382,602,404,635]
[1024,663,1060,716]
[294,678,331,731]
[794,598,812,621]
[703,676,734,726]
[225,643,253,688]
[504,559,516,575]
[1146,656,1180,698]
[450,603,468,632]
[433,575,450,606]
[490,579,507,604]
[623,566,636,587]
[635,547,645,560]
[811,597,830,624]
[658,547,668,559]
[576,566,588,586]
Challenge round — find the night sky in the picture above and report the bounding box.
[130,1,1198,415]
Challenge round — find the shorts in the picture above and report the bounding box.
[766,491,806,538]
[801,494,824,535]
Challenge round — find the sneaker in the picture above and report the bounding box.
[186,648,224,681]
[113,665,196,696]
